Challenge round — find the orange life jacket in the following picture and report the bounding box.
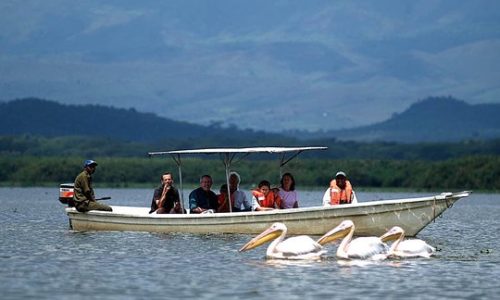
[217,193,234,213]
[252,189,281,208]
[329,179,353,205]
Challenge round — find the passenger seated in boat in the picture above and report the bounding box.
[277,172,299,208]
[217,184,231,213]
[149,172,182,214]
[189,175,219,213]
[229,172,252,212]
[251,180,281,211]
[322,171,358,206]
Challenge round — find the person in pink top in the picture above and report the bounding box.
[278,172,299,209]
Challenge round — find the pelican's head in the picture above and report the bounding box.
[239,222,286,252]
[316,220,354,246]
[380,226,405,242]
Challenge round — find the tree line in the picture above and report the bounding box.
[2,135,500,161]
[1,155,499,191]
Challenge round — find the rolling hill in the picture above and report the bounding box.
[310,97,500,143]
[2,96,500,145]
[0,98,292,146]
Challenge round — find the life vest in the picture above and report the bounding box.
[252,190,281,208]
[329,179,353,205]
[217,193,234,213]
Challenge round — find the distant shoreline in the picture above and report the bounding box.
[0,183,494,194]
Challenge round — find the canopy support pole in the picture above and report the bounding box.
[222,153,234,213]
[279,150,304,178]
[170,154,185,214]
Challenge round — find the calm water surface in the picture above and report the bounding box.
[0,187,499,299]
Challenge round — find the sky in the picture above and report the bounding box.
[1,0,499,132]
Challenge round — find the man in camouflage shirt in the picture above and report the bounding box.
[73,160,112,212]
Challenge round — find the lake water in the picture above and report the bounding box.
[0,187,499,299]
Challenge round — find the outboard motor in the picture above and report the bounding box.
[59,183,75,207]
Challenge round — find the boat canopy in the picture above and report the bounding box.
[148,146,327,213]
[148,146,327,156]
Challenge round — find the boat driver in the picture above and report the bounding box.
[73,160,113,212]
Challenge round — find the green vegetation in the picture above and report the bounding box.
[2,135,500,160]
[2,98,499,191]
[1,155,499,191]
[1,132,499,191]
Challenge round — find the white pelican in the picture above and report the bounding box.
[316,220,389,260]
[380,226,436,258]
[239,222,326,260]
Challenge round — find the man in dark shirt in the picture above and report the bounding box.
[149,172,181,214]
[189,175,218,213]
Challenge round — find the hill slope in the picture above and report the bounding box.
[322,97,500,143]
[3,97,500,145]
[0,98,291,146]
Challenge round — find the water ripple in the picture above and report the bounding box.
[0,188,499,299]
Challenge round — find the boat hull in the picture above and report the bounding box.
[66,191,469,237]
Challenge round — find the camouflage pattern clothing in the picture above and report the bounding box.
[73,170,112,212]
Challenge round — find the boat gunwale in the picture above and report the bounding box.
[66,191,470,220]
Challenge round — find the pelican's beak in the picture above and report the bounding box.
[239,226,282,252]
[380,227,403,242]
[316,224,351,246]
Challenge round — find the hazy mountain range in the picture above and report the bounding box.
[1,1,499,133]
[0,98,285,145]
[1,97,499,144]
[318,96,500,142]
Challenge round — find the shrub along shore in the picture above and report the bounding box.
[1,155,499,191]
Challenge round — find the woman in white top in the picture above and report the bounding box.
[278,172,299,209]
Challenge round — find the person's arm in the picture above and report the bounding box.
[242,192,252,211]
[217,194,227,212]
[149,188,160,213]
[252,195,273,211]
[293,191,299,208]
[192,207,204,213]
[82,176,95,201]
[273,192,282,209]
[170,197,183,213]
[190,190,211,213]
[188,190,200,212]
[158,185,168,208]
[251,195,260,211]
[172,188,181,210]
[207,192,218,212]
[165,187,180,212]
[351,190,358,204]
[322,188,331,206]
[89,188,96,201]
